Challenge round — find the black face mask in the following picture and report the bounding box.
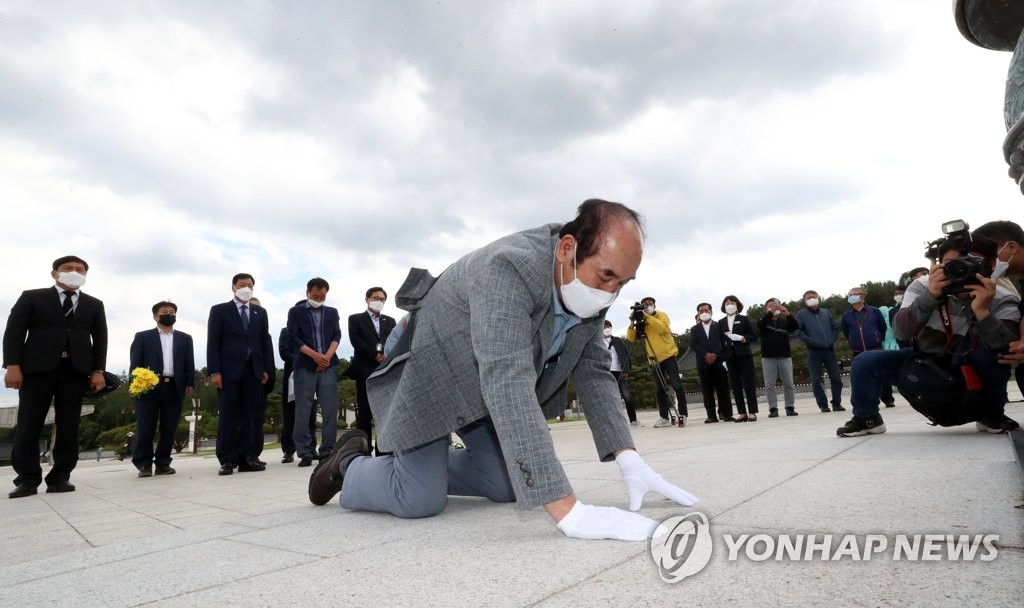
[158,314,177,326]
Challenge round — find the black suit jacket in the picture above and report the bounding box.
[690,321,729,372]
[206,301,274,382]
[3,286,107,375]
[345,310,396,380]
[129,328,196,399]
[717,314,758,357]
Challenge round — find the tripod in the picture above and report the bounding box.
[628,322,684,427]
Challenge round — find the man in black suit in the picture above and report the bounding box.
[690,303,733,423]
[3,255,108,498]
[344,286,396,453]
[207,273,274,475]
[129,301,196,477]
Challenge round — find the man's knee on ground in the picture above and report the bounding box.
[392,491,448,519]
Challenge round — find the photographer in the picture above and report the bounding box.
[837,231,1019,437]
[626,296,689,427]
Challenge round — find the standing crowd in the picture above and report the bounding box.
[3,260,397,496]
[3,207,1021,546]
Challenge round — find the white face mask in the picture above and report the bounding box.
[894,294,904,305]
[805,298,819,308]
[644,305,655,315]
[368,300,385,312]
[307,298,325,309]
[235,287,254,302]
[699,312,712,322]
[57,271,86,289]
[559,244,618,318]
[724,304,738,315]
[991,243,1013,280]
[602,327,613,337]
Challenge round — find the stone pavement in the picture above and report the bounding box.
[1,394,1022,608]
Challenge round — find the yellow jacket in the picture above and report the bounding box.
[626,310,678,363]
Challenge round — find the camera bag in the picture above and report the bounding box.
[896,353,983,426]
[895,300,986,426]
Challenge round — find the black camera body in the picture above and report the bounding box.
[629,302,646,335]
[924,219,990,295]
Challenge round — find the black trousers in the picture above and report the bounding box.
[12,359,87,488]
[355,376,375,448]
[611,371,638,422]
[698,364,732,420]
[727,354,760,415]
[654,357,688,418]
[252,388,268,457]
[133,381,184,469]
[216,366,259,465]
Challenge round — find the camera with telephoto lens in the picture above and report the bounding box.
[924,219,989,295]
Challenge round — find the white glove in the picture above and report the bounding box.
[616,450,699,511]
[725,332,744,342]
[556,500,668,541]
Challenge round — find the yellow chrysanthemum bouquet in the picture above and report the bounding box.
[129,368,160,398]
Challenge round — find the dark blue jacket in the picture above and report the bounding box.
[840,306,887,352]
[795,306,840,350]
[206,301,274,382]
[286,304,342,371]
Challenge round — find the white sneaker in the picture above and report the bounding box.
[630,420,644,428]
[653,418,671,428]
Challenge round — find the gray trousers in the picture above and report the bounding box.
[293,366,339,458]
[340,419,516,518]
[762,356,796,410]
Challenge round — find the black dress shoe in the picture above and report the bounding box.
[768,410,779,418]
[309,430,370,505]
[9,484,38,499]
[46,481,75,493]
[281,453,294,464]
[138,465,153,478]
[256,458,267,466]
[237,457,266,472]
[155,465,175,475]
[704,418,719,424]
[722,416,736,422]
[219,462,234,476]
[298,457,313,467]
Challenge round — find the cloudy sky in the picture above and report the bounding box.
[1,0,1021,405]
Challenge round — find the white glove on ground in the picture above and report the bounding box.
[556,500,668,541]
[616,450,699,511]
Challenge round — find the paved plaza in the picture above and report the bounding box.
[1,393,1022,607]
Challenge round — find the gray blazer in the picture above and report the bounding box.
[368,224,634,509]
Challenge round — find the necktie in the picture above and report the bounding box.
[241,304,250,330]
[62,290,75,322]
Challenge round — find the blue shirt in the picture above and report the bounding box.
[548,284,581,360]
